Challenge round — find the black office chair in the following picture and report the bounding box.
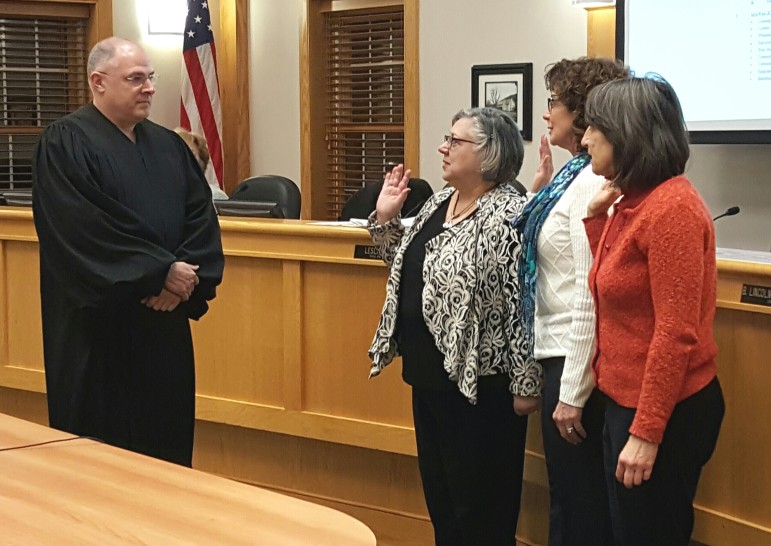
[339,178,434,221]
[230,175,301,219]
[1,190,33,207]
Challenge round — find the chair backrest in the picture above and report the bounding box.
[1,190,33,207]
[339,178,434,221]
[230,175,301,219]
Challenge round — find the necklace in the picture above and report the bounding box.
[442,189,489,228]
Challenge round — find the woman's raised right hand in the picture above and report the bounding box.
[531,134,554,193]
[587,178,621,217]
[375,164,412,225]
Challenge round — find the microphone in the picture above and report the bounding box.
[712,206,740,222]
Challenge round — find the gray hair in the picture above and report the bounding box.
[87,40,117,74]
[87,37,138,74]
[585,75,689,192]
[451,107,524,185]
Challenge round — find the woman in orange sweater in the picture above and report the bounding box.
[581,76,725,546]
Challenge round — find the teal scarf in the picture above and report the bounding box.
[511,152,591,359]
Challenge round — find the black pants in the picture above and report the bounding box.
[412,383,528,546]
[540,357,612,546]
[602,378,724,546]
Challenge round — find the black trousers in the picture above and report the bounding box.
[412,383,528,546]
[602,378,724,546]
[540,357,613,546]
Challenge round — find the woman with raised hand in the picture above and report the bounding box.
[368,107,530,545]
[512,57,628,546]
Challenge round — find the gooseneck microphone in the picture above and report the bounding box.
[712,206,740,222]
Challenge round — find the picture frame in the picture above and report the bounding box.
[471,63,533,141]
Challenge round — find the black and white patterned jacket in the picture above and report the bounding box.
[367,185,542,403]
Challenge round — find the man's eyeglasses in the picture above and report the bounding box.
[547,97,561,112]
[126,73,158,86]
[97,71,158,87]
[443,134,478,148]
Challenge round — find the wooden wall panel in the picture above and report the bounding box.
[0,242,7,374]
[5,242,43,373]
[1,0,114,50]
[586,7,616,58]
[695,309,771,532]
[218,0,251,193]
[301,0,419,219]
[403,0,419,173]
[301,262,412,427]
[191,257,285,407]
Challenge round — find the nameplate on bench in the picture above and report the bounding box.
[354,245,381,260]
[740,284,771,307]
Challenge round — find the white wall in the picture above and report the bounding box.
[688,146,771,251]
[419,0,588,191]
[114,0,771,250]
[113,0,220,131]
[248,0,302,184]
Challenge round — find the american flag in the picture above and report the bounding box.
[180,0,224,189]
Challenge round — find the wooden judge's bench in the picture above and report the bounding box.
[0,208,769,545]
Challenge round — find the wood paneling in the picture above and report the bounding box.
[0,387,48,425]
[301,262,412,426]
[5,242,43,373]
[694,309,771,542]
[2,208,770,545]
[300,0,330,219]
[191,257,285,406]
[403,0,419,171]
[0,0,113,50]
[218,0,251,194]
[0,1,88,18]
[586,6,616,58]
[301,0,418,220]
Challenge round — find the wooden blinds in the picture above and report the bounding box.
[0,15,88,191]
[324,6,405,219]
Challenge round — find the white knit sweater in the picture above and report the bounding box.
[534,165,604,407]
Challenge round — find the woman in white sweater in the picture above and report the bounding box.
[512,57,629,546]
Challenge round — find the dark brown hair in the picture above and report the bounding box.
[545,57,629,149]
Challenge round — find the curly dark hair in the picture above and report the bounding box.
[545,57,629,149]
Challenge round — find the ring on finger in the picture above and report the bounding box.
[566,426,575,434]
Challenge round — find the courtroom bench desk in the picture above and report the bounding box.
[0,209,769,545]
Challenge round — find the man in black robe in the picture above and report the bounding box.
[32,37,224,466]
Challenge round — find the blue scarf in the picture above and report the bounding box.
[511,152,591,359]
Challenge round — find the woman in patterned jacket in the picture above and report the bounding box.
[368,107,536,546]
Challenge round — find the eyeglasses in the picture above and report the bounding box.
[126,73,158,86]
[547,97,561,112]
[97,71,158,87]
[443,134,478,148]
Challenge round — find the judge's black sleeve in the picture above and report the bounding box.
[33,121,176,308]
[170,134,224,319]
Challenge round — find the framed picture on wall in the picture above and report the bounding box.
[471,63,533,141]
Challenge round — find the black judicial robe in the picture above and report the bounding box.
[32,104,224,466]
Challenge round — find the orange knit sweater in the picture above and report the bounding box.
[584,176,718,444]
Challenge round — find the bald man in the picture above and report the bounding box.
[32,38,224,466]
